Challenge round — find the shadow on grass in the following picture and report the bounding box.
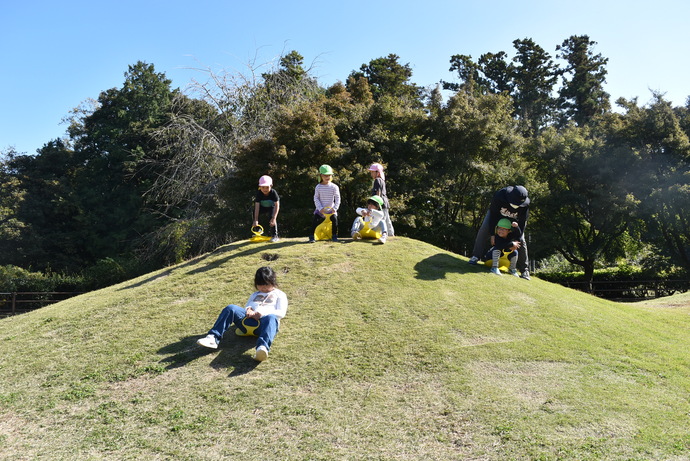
[414,252,482,280]
[120,237,366,291]
[119,239,306,290]
[157,332,260,376]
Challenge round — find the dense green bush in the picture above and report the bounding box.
[0,265,83,292]
[1,256,153,294]
[80,257,153,291]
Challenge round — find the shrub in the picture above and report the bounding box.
[0,265,83,292]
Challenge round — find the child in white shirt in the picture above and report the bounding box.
[197,266,288,362]
[351,196,388,244]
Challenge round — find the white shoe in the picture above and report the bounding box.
[490,267,502,276]
[197,334,219,349]
[270,236,280,242]
[509,269,520,277]
[378,233,387,244]
[468,256,479,265]
[253,345,269,362]
[520,270,531,280]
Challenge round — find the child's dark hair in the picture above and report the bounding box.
[367,198,381,210]
[254,266,278,288]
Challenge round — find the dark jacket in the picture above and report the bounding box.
[488,186,530,231]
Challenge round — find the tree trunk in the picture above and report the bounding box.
[583,261,595,293]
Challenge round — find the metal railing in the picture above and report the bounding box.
[0,292,83,317]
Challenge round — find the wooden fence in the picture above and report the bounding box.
[0,292,84,317]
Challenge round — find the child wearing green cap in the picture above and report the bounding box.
[484,218,523,276]
[309,164,341,243]
[350,195,388,244]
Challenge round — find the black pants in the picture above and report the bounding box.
[257,207,278,238]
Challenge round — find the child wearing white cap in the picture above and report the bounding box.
[253,175,280,242]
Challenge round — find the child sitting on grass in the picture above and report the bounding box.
[484,218,522,277]
[197,266,288,362]
[350,195,388,244]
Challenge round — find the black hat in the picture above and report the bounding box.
[508,185,530,207]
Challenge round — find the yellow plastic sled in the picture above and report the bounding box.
[249,225,271,243]
[483,249,514,272]
[314,208,335,241]
[353,217,382,240]
[235,317,260,337]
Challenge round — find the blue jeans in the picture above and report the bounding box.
[208,304,280,351]
[351,218,387,235]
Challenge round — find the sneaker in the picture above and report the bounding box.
[270,236,280,242]
[253,345,269,362]
[378,233,387,244]
[468,256,479,265]
[509,269,520,277]
[490,267,502,276]
[520,270,531,281]
[308,237,315,243]
[197,334,219,349]
[351,231,362,240]
[332,236,339,242]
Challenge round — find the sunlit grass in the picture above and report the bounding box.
[1,237,689,459]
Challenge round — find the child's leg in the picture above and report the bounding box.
[330,214,339,237]
[508,250,518,271]
[351,217,363,236]
[208,304,245,340]
[383,208,394,236]
[255,315,280,351]
[259,207,278,238]
[491,249,501,268]
[310,213,325,238]
[376,220,387,235]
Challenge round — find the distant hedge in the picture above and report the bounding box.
[1,257,151,293]
[0,265,83,293]
[538,266,690,300]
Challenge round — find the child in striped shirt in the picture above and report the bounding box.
[309,164,341,242]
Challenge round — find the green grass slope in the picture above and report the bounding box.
[1,237,689,460]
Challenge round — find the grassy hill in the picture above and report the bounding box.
[1,237,689,460]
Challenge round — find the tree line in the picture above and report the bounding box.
[1,35,689,291]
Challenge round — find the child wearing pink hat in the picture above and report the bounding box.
[253,175,280,242]
[368,163,394,236]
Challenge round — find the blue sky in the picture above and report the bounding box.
[2,0,689,155]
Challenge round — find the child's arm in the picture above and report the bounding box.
[270,201,280,226]
[333,184,341,211]
[369,209,384,227]
[245,292,262,319]
[314,186,324,212]
[511,222,524,240]
[372,178,383,196]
